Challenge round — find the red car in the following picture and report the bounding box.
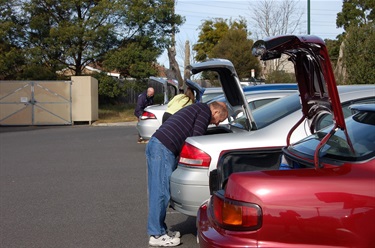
[197,35,375,247]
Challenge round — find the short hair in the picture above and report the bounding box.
[210,101,228,118]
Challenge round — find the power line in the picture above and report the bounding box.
[175,0,343,35]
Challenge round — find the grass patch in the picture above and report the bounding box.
[96,103,138,123]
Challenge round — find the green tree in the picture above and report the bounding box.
[92,72,125,103]
[193,18,260,80]
[265,71,295,84]
[103,36,159,79]
[324,38,342,69]
[343,23,375,84]
[336,0,374,31]
[193,18,245,61]
[21,0,116,76]
[0,0,26,79]
[3,0,183,80]
[108,0,184,79]
[335,0,374,84]
[211,28,261,80]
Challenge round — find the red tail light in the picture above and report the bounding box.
[140,111,156,120]
[179,142,211,168]
[211,191,262,231]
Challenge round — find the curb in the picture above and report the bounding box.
[92,121,137,127]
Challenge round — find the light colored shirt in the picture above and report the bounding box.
[166,94,193,115]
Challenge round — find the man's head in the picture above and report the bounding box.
[147,87,155,98]
[209,101,228,126]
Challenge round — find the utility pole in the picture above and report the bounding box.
[307,0,310,34]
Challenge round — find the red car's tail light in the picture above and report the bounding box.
[211,191,262,231]
[179,142,211,168]
[140,111,156,120]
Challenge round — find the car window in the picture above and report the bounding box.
[202,92,223,103]
[250,98,277,110]
[233,98,281,119]
[293,109,375,161]
[231,93,301,130]
[315,97,375,131]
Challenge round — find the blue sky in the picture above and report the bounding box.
[157,0,345,68]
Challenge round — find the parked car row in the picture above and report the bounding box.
[195,35,375,247]
[137,74,298,141]
[142,35,374,247]
[170,67,375,218]
[171,84,375,217]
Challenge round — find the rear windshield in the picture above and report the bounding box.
[292,109,375,161]
[231,93,301,129]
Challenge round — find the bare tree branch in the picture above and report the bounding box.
[249,0,305,77]
[250,0,305,39]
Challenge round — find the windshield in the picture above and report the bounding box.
[292,108,375,161]
[230,93,301,130]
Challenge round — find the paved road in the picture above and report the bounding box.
[0,125,199,248]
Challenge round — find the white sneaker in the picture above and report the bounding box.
[168,230,181,238]
[149,234,180,247]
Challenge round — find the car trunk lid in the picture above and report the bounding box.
[185,79,205,102]
[187,59,256,131]
[252,35,348,167]
[148,76,178,104]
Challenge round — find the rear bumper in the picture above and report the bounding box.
[170,166,210,216]
[136,119,159,139]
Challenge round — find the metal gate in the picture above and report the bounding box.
[0,81,72,126]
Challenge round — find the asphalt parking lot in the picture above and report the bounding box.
[0,124,199,248]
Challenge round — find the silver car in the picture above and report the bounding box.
[170,66,375,216]
[137,82,298,140]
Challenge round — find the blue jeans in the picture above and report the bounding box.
[145,137,177,236]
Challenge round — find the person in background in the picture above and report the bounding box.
[162,87,195,123]
[134,87,155,143]
[146,101,228,247]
